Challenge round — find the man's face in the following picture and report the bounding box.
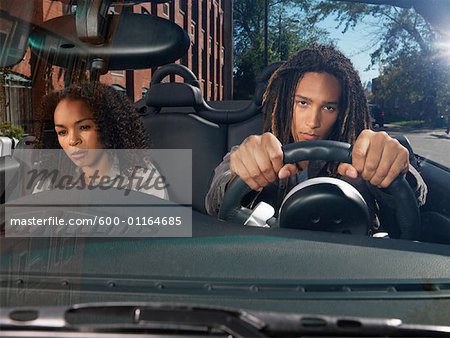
[291,72,341,141]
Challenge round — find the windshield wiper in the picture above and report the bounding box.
[1,303,450,337]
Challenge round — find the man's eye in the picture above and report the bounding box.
[296,100,308,106]
[56,130,66,136]
[324,106,336,112]
[80,125,91,131]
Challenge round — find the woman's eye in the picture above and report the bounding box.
[296,100,308,106]
[56,130,66,136]
[324,106,336,112]
[80,125,91,131]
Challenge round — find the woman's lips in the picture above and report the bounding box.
[70,150,88,160]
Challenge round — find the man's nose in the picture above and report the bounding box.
[306,107,321,129]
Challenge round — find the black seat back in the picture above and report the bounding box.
[142,82,228,213]
[141,62,283,213]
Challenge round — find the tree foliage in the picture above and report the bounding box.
[308,2,436,63]
[233,1,450,122]
[233,0,327,99]
[0,121,25,140]
[307,2,449,123]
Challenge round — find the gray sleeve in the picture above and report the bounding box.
[368,163,428,207]
[407,163,427,206]
[205,147,238,217]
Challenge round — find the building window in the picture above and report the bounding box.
[193,43,199,76]
[221,65,224,85]
[210,8,215,39]
[180,0,187,14]
[141,6,150,15]
[202,0,207,30]
[110,70,124,77]
[110,5,119,14]
[191,22,196,37]
[192,0,199,21]
[142,87,148,98]
[201,79,206,95]
[208,37,212,53]
[162,3,169,16]
[221,47,224,61]
[112,84,126,92]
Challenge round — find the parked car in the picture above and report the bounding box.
[1,0,450,335]
[369,103,385,128]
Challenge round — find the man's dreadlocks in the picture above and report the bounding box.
[262,44,371,175]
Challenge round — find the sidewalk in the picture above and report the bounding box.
[380,124,450,139]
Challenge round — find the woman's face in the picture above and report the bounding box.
[54,99,104,167]
[291,72,341,141]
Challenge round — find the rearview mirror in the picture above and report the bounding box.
[29,12,190,71]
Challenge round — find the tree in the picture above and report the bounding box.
[233,0,327,99]
[307,2,448,124]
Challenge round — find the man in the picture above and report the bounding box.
[206,44,426,231]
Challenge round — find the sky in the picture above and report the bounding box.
[317,15,381,86]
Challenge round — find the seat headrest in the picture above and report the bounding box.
[145,82,204,108]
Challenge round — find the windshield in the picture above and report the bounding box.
[1,0,450,329]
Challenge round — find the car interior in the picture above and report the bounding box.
[1,0,449,245]
[1,0,450,330]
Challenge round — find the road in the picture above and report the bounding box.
[380,125,450,168]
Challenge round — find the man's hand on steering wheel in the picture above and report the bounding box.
[230,130,410,190]
[221,137,420,240]
[229,132,298,191]
[337,130,410,188]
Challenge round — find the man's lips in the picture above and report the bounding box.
[298,132,320,140]
[70,150,88,160]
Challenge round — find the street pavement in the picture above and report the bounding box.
[379,124,450,168]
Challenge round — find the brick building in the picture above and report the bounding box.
[1,0,233,132]
[101,0,233,102]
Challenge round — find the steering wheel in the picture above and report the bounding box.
[218,140,420,240]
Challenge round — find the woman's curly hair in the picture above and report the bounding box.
[262,44,371,175]
[36,82,149,174]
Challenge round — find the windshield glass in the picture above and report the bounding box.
[1,0,450,328]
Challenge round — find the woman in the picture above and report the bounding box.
[34,82,168,199]
[206,44,427,234]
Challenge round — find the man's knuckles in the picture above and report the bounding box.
[352,146,368,162]
[261,165,276,178]
[362,161,379,176]
[268,150,283,162]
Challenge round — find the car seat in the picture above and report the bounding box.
[140,62,283,213]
